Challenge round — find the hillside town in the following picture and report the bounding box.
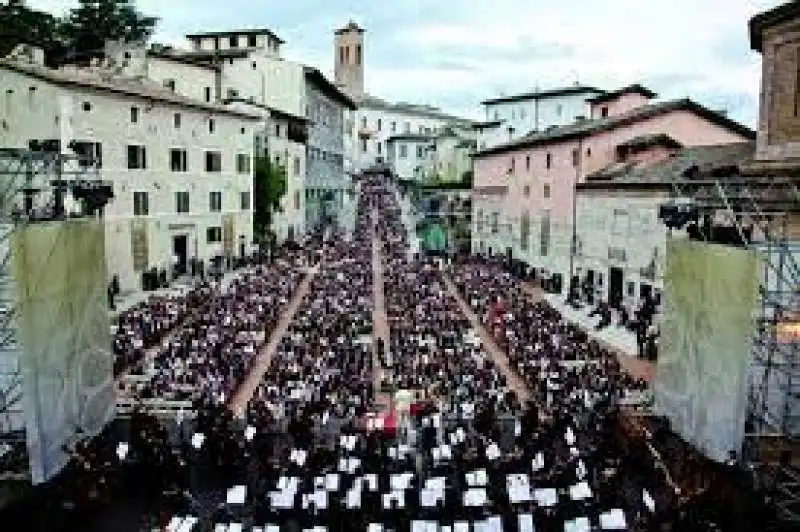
[0,0,798,531]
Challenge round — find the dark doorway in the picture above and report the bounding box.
[609,266,624,307]
[640,283,652,304]
[172,234,188,276]
[238,236,246,258]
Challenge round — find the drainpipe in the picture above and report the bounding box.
[569,137,583,291]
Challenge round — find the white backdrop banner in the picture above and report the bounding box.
[13,220,115,484]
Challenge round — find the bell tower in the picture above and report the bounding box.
[334,21,365,97]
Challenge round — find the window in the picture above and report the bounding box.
[520,108,526,119]
[236,154,251,174]
[251,61,257,70]
[339,46,345,64]
[170,148,187,172]
[520,213,530,251]
[294,190,300,210]
[399,144,408,158]
[491,213,499,234]
[376,142,382,155]
[240,191,251,210]
[543,184,551,198]
[627,282,636,298]
[360,138,367,152]
[163,79,176,92]
[555,104,562,116]
[227,88,239,99]
[510,157,515,173]
[209,191,222,212]
[586,147,591,157]
[525,155,530,171]
[546,152,552,169]
[208,119,215,133]
[540,212,551,256]
[345,47,350,63]
[248,34,257,47]
[418,125,424,134]
[229,36,238,48]
[356,44,361,64]
[404,122,410,133]
[391,121,396,132]
[523,185,530,196]
[572,148,579,166]
[377,119,382,131]
[294,156,301,176]
[71,141,103,168]
[127,145,146,169]
[416,145,424,158]
[205,151,222,172]
[204,87,211,102]
[275,123,281,137]
[133,191,149,216]
[130,107,139,123]
[173,113,181,129]
[206,226,222,243]
[601,106,608,118]
[511,109,516,119]
[175,191,190,213]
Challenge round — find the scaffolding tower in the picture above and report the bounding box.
[666,173,800,523]
[0,147,103,465]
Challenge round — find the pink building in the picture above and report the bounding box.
[471,93,755,291]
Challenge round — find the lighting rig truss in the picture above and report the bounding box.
[662,173,800,523]
[0,146,111,452]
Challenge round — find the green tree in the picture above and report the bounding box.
[253,157,288,242]
[0,2,67,64]
[61,0,158,59]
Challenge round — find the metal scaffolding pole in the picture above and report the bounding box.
[667,174,800,523]
[0,147,105,479]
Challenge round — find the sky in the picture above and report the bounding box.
[26,0,786,127]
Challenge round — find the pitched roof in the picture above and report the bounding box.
[303,66,356,110]
[185,28,285,45]
[578,142,755,190]
[386,134,434,143]
[335,21,365,35]
[474,99,756,158]
[171,49,252,60]
[471,120,504,130]
[146,51,219,71]
[616,133,683,152]
[222,97,308,123]
[749,1,800,51]
[586,84,657,104]
[481,85,605,106]
[354,93,472,124]
[0,59,261,119]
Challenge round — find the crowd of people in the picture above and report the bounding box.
[113,246,311,407]
[3,177,778,532]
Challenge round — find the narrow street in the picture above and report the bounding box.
[228,267,318,414]
[441,275,531,402]
[371,210,392,408]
